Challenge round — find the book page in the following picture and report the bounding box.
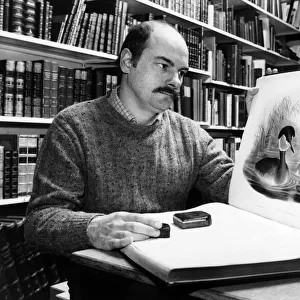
[121,203,300,271]
[229,71,300,229]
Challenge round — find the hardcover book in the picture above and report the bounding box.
[73,71,300,286]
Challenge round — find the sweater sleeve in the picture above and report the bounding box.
[194,129,234,204]
[24,112,101,254]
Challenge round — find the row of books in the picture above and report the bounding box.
[214,136,241,162]
[145,0,298,60]
[285,0,300,29]
[56,0,128,56]
[0,0,53,40]
[146,0,208,23]
[205,37,267,86]
[0,59,119,118]
[209,6,277,51]
[0,215,65,299]
[173,75,248,128]
[0,134,44,200]
[148,0,297,25]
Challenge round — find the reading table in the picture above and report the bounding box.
[71,249,300,300]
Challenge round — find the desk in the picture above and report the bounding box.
[71,249,300,300]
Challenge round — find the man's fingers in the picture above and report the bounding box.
[119,212,162,229]
[104,232,149,250]
[124,221,160,237]
[266,68,278,75]
[105,236,133,250]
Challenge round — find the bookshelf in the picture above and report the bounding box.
[0,0,300,207]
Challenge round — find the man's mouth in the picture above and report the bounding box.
[153,87,178,97]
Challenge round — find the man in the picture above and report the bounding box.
[24,20,252,299]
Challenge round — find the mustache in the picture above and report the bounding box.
[153,86,179,97]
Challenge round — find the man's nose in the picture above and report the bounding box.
[167,72,182,89]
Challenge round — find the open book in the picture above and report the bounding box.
[74,71,300,286]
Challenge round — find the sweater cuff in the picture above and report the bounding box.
[85,213,104,248]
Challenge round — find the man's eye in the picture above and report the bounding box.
[157,63,167,69]
[179,71,186,78]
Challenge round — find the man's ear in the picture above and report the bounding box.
[120,48,133,74]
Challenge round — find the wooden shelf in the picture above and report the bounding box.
[0,30,117,65]
[0,116,53,125]
[0,196,30,206]
[206,80,251,92]
[204,125,244,131]
[188,68,211,77]
[0,116,52,135]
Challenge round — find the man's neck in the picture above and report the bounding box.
[118,84,158,125]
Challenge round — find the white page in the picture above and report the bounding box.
[229,71,300,230]
[121,203,300,270]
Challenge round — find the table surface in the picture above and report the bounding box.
[71,249,300,300]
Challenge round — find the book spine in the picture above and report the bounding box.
[24,0,36,37]
[10,0,25,35]
[118,1,128,52]
[105,74,112,95]
[86,68,92,101]
[58,66,67,112]
[111,0,120,55]
[26,135,37,195]
[92,13,102,51]
[0,145,3,199]
[24,61,33,117]
[106,14,114,54]
[113,1,122,55]
[47,3,53,40]
[3,150,12,199]
[83,12,94,49]
[76,12,89,48]
[58,0,76,43]
[65,0,82,45]
[66,68,74,107]
[2,221,34,298]
[0,71,3,116]
[39,60,51,118]
[3,0,10,32]
[0,0,5,31]
[69,1,86,46]
[99,13,107,52]
[17,135,28,197]
[0,60,15,117]
[35,0,44,39]
[32,61,43,118]
[14,61,25,117]
[10,150,18,198]
[73,69,81,104]
[0,224,24,300]
[70,3,86,46]
[50,61,59,118]
[92,68,105,98]
[42,0,50,40]
[0,253,11,300]
[79,69,87,102]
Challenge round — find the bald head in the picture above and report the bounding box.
[117,20,188,69]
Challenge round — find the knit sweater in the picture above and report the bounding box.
[24,89,234,254]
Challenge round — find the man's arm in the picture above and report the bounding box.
[25,112,162,254]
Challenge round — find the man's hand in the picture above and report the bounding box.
[87,212,162,250]
[245,68,278,114]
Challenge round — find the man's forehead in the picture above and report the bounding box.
[150,23,185,42]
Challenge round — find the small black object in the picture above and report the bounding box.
[173,211,212,229]
[158,223,170,238]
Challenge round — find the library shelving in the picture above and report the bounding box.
[1,0,300,207]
